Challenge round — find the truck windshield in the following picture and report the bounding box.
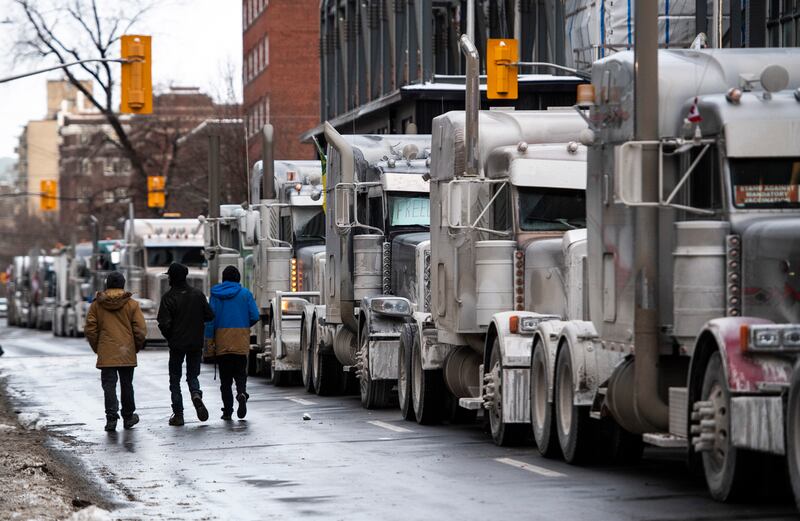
[730,157,800,209]
[518,187,586,231]
[388,195,429,227]
[294,209,325,240]
[146,247,205,268]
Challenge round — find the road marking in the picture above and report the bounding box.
[494,457,566,477]
[286,397,316,405]
[367,420,413,433]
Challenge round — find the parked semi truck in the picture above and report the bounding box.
[52,242,92,337]
[7,255,30,327]
[516,45,800,501]
[248,155,326,384]
[122,218,206,342]
[52,239,123,337]
[298,126,432,407]
[29,253,56,330]
[394,37,590,444]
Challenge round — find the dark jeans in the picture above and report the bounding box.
[101,367,135,419]
[169,349,202,414]
[218,354,248,414]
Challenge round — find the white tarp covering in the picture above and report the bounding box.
[565,0,698,69]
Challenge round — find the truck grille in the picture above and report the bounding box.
[424,249,431,313]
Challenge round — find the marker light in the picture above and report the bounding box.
[725,87,742,104]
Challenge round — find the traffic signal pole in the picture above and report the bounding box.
[0,58,129,84]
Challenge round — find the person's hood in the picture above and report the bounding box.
[95,288,133,311]
[211,281,243,300]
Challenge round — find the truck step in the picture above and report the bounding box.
[642,433,687,448]
[458,397,483,411]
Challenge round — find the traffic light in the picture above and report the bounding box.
[40,179,58,211]
[147,176,165,208]
[120,35,153,114]
[486,39,518,100]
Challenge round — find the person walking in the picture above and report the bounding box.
[157,262,214,426]
[85,271,146,432]
[205,266,259,420]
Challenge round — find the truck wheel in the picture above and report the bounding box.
[531,339,559,457]
[313,330,341,396]
[300,317,315,393]
[358,325,392,409]
[398,323,416,421]
[700,351,756,502]
[554,346,594,463]
[412,329,443,424]
[486,341,528,446]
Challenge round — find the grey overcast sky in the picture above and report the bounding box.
[0,0,242,159]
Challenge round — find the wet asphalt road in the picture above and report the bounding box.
[0,320,796,521]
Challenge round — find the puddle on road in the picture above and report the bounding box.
[275,495,334,504]
[241,478,297,488]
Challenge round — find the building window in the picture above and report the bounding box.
[768,0,800,47]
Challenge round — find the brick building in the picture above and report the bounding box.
[242,0,320,162]
[58,88,243,240]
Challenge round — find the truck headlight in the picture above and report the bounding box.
[370,297,411,317]
[783,327,800,347]
[752,327,781,348]
[519,316,540,333]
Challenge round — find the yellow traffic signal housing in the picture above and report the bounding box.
[40,179,58,211]
[147,176,165,208]
[487,39,519,100]
[120,35,153,114]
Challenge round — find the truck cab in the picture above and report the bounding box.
[247,160,325,384]
[302,127,432,407]
[122,219,206,342]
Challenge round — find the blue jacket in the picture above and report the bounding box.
[204,281,259,356]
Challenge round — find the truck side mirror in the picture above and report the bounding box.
[245,210,260,247]
[334,184,354,231]
[446,181,463,227]
[614,142,644,205]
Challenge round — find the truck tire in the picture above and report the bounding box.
[398,323,416,421]
[359,325,393,409]
[700,351,757,502]
[531,339,560,457]
[300,317,315,393]
[486,341,529,446]
[313,329,341,396]
[554,346,594,464]
[412,329,443,425]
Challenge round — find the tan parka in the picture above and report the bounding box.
[85,289,146,368]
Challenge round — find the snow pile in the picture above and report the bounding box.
[16,412,42,430]
[67,506,113,521]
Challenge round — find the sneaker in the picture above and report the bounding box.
[168,413,184,426]
[236,393,249,419]
[191,393,209,422]
[221,409,232,421]
[104,417,117,432]
[122,413,139,430]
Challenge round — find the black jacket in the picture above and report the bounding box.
[157,283,214,351]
